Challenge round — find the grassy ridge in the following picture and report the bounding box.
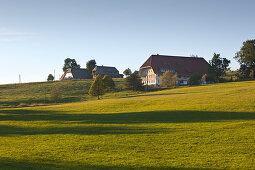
[0,81,255,169]
[0,79,125,107]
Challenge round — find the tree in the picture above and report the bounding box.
[89,75,105,99]
[62,58,80,72]
[189,73,202,85]
[47,74,54,81]
[86,59,96,78]
[125,71,143,91]
[123,68,132,77]
[234,39,255,78]
[103,75,115,90]
[159,71,177,88]
[209,53,230,81]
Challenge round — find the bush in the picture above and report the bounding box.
[103,75,115,90]
[189,73,202,85]
[159,71,177,88]
[125,71,143,91]
[47,74,54,81]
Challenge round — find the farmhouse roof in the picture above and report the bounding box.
[93,66,119,75]
[60,68,90,80]
[70,68,90,79]
[140,54,209,76]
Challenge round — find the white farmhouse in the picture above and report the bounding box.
[139,54,209,86]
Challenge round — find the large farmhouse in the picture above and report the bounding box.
[139,54,209,86]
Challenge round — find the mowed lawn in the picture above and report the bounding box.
[0,81,255,169]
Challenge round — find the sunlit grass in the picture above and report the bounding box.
[0,81,255,169]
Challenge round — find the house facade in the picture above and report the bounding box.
[139,54,209,86]
[92,66,123,78]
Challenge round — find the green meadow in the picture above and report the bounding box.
[0,81,255,169]
[0,79,125,108]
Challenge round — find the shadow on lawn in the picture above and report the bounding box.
[1,109,255,124]
[1,109,255,136]
[0,124,173,136]
[0,157,209,170]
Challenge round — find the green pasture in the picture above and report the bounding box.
[0,79,125,108]
[0,81,255,169]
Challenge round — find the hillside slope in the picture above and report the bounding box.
[0,79,124,107]
[0,81,255,169]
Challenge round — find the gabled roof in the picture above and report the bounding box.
[93,66,119,75]
[70,68,90,79]
[140,54,209,76]
[60,68,90,80]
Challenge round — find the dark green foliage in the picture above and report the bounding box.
[234,40,255,78]
[123,68,132,77]
[89,75,105,99]
[86,59,96,78]
[103,75,115,90]
[189,73,202,85]
[209,53,230,82]
[47,74,54,81]
[125,71,143,91]
[62,58,80,72]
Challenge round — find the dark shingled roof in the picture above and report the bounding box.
[140,55,209,76]
[60,68,90,80]
[70,68,90,79]
[93,66,119,75]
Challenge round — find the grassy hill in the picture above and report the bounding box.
[0,79,126,108]
[0,81,255,169]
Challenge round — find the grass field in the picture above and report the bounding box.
[0,81,255,169]
[0,79,125,108]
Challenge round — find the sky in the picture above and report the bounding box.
[1,0,255,84]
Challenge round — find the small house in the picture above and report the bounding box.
[92,66,123,78]
[60,68,90,80]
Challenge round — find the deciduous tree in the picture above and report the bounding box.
[47,74,54,81]
[62,58,80,72]
[86,59,96,78]
[209,53,230,81]
[89,75,105,99]
[103,75,115,90]
[125,71,143,91]
[159,71,177,88]
[234,39,255,78]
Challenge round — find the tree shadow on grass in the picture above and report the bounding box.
[0,124,174,136]
[0,157,209,170]
[1,109,255,124]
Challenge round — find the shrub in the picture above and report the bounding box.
[189,73,202,85]
[47,74,54,81]
[159,71,177,88]
[103,75,115,90]
[125,71,143,91]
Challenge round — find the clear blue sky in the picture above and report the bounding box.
[1,0,255,84]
